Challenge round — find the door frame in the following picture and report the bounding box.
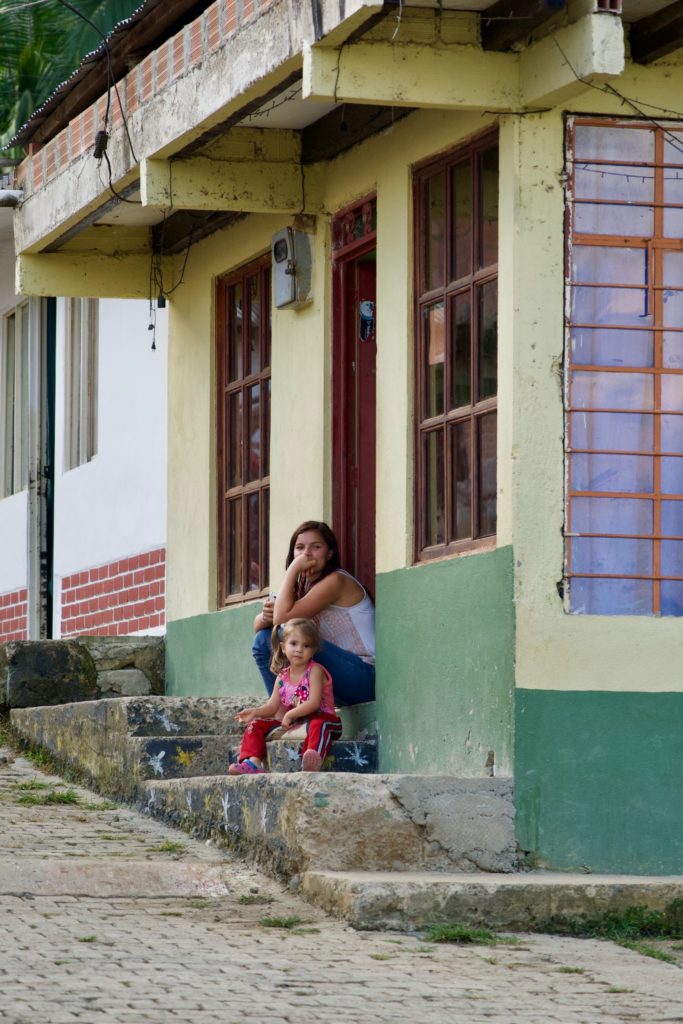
[331,195,377,587]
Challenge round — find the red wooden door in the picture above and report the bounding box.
[332,250,376,592]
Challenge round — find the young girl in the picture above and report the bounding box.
[230,618,342,774]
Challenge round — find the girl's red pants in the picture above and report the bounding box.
[239,712,342,764]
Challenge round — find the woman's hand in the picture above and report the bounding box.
[261,596,275,626]
[289,553,317,578]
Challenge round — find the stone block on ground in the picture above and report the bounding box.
[78,635,165,694]
[97,669,152,698]
[1,640,99,709]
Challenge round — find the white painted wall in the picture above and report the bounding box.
[0,210,28,596]
[53,297,168,631]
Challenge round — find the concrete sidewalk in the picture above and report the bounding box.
[1,746,682,1024]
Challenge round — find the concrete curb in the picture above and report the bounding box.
[300,869,683,931]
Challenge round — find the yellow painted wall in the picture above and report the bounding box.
[510,65,683,694]
[167,107,503,622]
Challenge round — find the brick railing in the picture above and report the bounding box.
[17,0,278,196]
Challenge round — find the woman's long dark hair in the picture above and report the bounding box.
[285,520,341,600]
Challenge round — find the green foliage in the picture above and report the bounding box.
[0,0,142,148]
[541,902,683,943]
[18,787,80,805]
[259,916,304,929]
[424,923,517,946]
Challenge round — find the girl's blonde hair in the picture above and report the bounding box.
[270,618,320,675]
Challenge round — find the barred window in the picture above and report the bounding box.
[64,298,98,470]
[565,118,683,615]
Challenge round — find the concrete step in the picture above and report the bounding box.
[11,697,380,793]
[141,773,516,879]
[300,869,683,932]
[264,737,378,774]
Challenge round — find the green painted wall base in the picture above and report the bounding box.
[516,690,683,875]
[375,546,515,776]
[166,605,264,698]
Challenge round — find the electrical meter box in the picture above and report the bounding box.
[271,227,313,309]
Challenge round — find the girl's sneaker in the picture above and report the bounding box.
[228,759,265,775]
[301,750,323,772]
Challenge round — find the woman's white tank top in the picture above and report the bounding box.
[316,570,376,665]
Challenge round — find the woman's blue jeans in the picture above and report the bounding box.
[251,628,375,706]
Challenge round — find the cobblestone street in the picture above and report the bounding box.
[1,749,681,1024]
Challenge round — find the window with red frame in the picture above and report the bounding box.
[414,132,498,561]
[216,257,271,604]
[565,117,683,615]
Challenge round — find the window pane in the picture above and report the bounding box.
[663,332,683,369]
[571,452,653,493]
[661,375,683,411]
[661,500,683,536]
[661,580,683,615]
[452,161,472,281]
[661,539,683,576]
[570,497,653,535]
[479,146,498,270]
[263,268,271,367]
[478,280,497,401]
[662,414,683,454]
[247,492,260,591]
[570,328,653,368]
[478,412,497,536]
[571,537,652,575]
[229,283,243,382]
[248,274,260,375]
[662,293,683,332]
[424,303,445,417]
[227,392,242,488]
[663,169,683,235]
[575,203,653,237]
[574,125,654,163]
[451,292,471,409]
[570,412,654,452]
[574,163,654,204]
[246,384,260,482]
[570,576,652,615]
[661,456,683,494]
[450,419,472,540]
[425,173,445,291]
[572,286,652,327]
[423,430,445,547]
[571,371,654,410]
[571,246,646,286]
[263,378,270,475]
[227,498,242,595]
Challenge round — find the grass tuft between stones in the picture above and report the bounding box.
[259,916,304,929]
[424,923,518,946]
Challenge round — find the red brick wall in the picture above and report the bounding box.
[17,0,280,194]
[61,548,166,637]
[0,588,28,642]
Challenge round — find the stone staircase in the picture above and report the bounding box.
[8,695,530,929]
[9,695,378,797]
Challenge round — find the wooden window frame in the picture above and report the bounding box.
[1,302,29,498]
[565,115,683,616]
[216,255,271,607]
[413,129,499,563]
[64,297,98,471]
